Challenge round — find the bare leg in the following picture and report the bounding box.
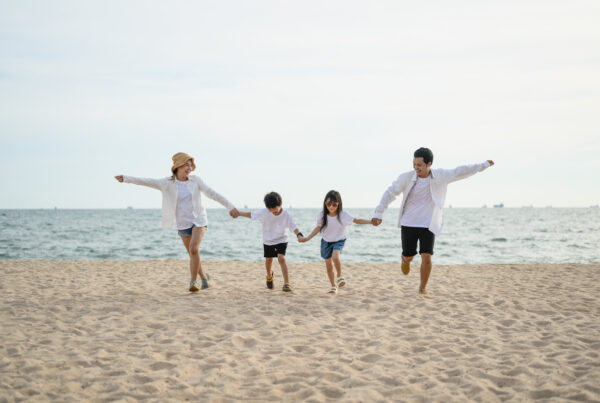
[180,226,206,281]
[265,258,273,279]
[325,258,335,286]
[332,250,342,277]
[277,255,290,284]
[419,253,432,292]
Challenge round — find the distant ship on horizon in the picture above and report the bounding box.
[493,203,504,208]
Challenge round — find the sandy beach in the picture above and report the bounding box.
[1,260,599,402]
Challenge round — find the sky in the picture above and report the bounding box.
[1,0,599,209]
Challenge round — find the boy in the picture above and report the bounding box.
[238,192,303,292]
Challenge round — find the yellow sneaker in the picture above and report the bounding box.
[401,260,410,275]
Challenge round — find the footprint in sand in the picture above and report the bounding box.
[150,362,176,371]
[231,335,258,348]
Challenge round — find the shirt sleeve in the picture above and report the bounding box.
[373,173,409,219]
[341,211,354,226]
[442,161,491,184]
[122,176,166,191]
[196,177,235,210]
[250,209,265,222]
[286,212,299,233]
[316,211,324,227]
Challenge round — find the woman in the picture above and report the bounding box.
[115,152,240,292]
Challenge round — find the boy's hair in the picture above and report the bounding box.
[264,192,282,209]
[414,147,434,164]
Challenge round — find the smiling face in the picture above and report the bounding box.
[176,160,194,180]
[325,199,339,216]
[413,157,432,178]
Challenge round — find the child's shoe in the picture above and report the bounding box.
[266,273,274,289]
[282,283,292,292]
[189,281,200,292]
[201,274,210,290]
[336,276,346,288]
[328,286,338,294]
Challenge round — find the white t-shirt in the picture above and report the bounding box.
[176,180,196,230]
[251,208,299,245]
[318,210,354,242]
[401,176,435,228]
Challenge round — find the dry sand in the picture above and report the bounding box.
[1,260,599,402]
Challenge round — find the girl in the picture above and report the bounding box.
[115,152,240,292]
[300,190,373,294]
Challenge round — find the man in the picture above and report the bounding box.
[371,147,494,295]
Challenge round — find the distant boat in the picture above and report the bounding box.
[493,203,504,208]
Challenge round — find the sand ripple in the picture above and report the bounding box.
[1,260,599,401]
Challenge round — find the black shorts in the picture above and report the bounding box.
[401,226,435,257]
[263,242,288,258]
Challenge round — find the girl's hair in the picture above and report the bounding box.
[321,190,343,232]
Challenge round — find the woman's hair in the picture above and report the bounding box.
[321,190,343,231]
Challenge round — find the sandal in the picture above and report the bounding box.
[189,281,199,292]
[336,276,346,288]
[201,273,210,290]
[282,283,292,292]
[266,273,274,289]
[328,286,338,294]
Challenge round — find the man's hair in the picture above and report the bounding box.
[414,147,434,164]
[264,192,282,209]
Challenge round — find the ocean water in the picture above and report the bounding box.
[0,208,598,264]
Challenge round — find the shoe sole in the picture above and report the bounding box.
[189,286,199,292]
[401,262,410,275]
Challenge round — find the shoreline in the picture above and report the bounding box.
[1,261,599,401]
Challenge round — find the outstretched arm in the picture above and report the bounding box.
[238,211,251,219]
[444,160,494,184]
[372,172,410,222]
[299,225,321,243]
[353,218,373,225]
[115,175,164,191]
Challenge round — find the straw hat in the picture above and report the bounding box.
[171,152,196,174]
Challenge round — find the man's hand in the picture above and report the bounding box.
[371,218,382,226]
[487,160,495,166]
[229,208,240,218]
[114,175,124,182]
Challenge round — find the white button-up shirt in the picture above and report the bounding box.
[373,161,491,236]
[123,175,235,228]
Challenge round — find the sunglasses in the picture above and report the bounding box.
[326,200,339,207]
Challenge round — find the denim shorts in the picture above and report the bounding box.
[320,238,346,259]
[177,225,207,237]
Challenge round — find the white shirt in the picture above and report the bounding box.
[251,209,299,245]
[175,180,196,230]
[318,210,354,242]
[123,175,235,228]
[401,176,435,228]
[373,161,491,236]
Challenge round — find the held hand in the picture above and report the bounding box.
[115,175,124,183]
[371,218,382,226]
[229,208,240,218]
[298,237,307,243]
[487,160,495,166]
